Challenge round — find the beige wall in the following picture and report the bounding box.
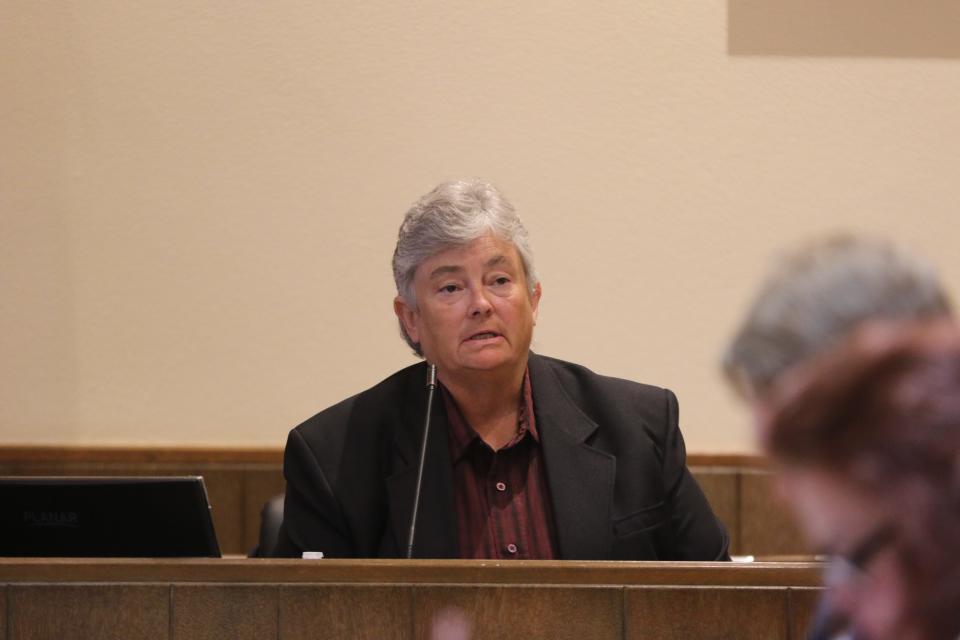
[2,2,959,451]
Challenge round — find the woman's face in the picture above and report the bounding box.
[778,467,912,640]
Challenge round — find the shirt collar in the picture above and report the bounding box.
[442,367,539,463]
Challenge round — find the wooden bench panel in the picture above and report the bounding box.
[171,584,279,640]
[2,582,816,640]
[688,467,740,553]
[740,471,809,556]
[7,584,169,640]
[625,586,789,640]
[242,467,286,552]
[0,559,823,640]
[414,585,623,640]
[280,585,413,640]
[788,587,823,640]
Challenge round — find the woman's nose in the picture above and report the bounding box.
[469,288,493,317]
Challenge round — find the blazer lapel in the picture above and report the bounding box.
[385,365,458,558]
[529,354,616,560]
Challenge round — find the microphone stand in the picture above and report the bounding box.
[405,363,438,559]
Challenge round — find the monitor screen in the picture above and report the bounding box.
[0,476,221,557]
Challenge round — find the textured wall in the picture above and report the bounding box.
[2,2,959,450]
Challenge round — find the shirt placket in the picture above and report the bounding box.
[495,446,526,558]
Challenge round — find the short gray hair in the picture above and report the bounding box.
[392,178,538,356]
[723,234,952,397]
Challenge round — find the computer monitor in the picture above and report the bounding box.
[0,476,221,557]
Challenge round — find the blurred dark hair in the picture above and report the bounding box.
[765,320,960,639]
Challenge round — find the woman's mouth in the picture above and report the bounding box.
[468,332,501,341]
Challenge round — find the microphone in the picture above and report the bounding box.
[405,363,438,559]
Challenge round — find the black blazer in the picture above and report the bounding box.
[274,353,730,560]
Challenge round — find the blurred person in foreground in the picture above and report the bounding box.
[274,178,728,560]
[761,320,960,640]
[721,234,952,639]
[723,234,951,411]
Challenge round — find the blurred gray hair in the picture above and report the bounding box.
[723,234,952,397]
[392,178,538,356]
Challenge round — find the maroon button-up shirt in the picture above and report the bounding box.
[442,368,557,559]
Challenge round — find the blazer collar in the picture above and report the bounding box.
[528,353,617,559]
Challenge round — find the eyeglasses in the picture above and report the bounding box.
[823,522,897,590]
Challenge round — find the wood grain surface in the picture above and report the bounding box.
[7,585,169,640]
[625,586,788,640]
[0,558,822,586]
[280,585,413,640]
[0,560,824,640]
[171,584,278,640]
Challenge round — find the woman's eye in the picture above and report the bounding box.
[439,284,460,294]
[492,276,510,286]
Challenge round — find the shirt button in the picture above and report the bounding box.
[506,543,518,554]
[495,481,507,492]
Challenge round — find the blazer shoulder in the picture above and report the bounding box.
[531,353,678,441]
[534,353,672,405]
[291,361,426,451]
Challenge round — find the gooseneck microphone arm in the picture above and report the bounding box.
[405,363,438,559]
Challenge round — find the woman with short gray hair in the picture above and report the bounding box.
[274,178,729,563]
[392,178,538,355]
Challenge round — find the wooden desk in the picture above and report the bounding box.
[0,559,822,640]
